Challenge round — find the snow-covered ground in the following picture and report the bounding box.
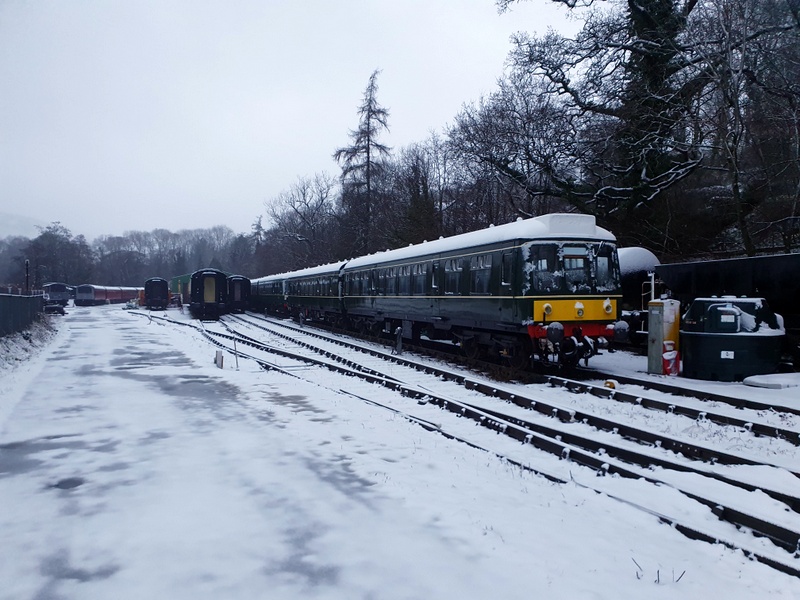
[1,305,798,599]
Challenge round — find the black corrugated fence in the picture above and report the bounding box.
[0,294,44,337]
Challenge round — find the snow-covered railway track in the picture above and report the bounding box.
[224,313,800,481]
[239,312,800,445]
[132,311,800,577]
[232,314,800,463]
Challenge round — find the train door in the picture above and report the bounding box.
[500,251,516,319]
[431,261,441,321]
[204,276,216,303]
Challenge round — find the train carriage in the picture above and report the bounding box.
[251,262,346,319]
[144,277,170,310]
[284,263,346,323]
[170,273,192,306]
[42,282,72,306]
[75,284,101,306]
[75,284,141,306]
[339,214,625,366]
[226,275,251,313]
[189,268,228,319]
[252,214,627,367]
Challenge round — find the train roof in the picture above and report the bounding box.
[251,261,348,284]
[346,213,616,270]
[250,214,615,283]
[191,268,228,276]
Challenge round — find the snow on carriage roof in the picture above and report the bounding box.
[346,213,615,270]
[250,261,348,284]
[251,214,616,283]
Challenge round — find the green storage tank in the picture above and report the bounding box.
[680,297,784,382]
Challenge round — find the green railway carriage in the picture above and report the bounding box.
[170,272,193,305]
[252,214,626,366]
[339,214,624,366]
[250,276,288,315]
[251,262,347,319]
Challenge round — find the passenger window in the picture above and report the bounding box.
[470,254,491,294]
[413,264,426,295]
[444,258,461,295]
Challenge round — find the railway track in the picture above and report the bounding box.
[233,313,800,451]
[134,310,800,577]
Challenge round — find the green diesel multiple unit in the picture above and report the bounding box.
[251,214,626,367]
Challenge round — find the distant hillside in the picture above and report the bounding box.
[0,213,45,240]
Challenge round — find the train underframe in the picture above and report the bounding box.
[288,304,617,369]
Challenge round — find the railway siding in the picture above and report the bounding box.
[139,310,800,576]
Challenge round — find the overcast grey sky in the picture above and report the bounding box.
[0,0,573,242]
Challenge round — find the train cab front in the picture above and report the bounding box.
[522,238,626,366]
[527,297,628,366]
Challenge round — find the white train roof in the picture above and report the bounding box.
[251,213,616,283]
[346,213,616,270]
[251,261,347,284]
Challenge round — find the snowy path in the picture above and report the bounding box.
[0,306,798,599]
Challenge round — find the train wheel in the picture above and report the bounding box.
[507,345,531,371]
[356,320,368,336]
[462,338,481,360]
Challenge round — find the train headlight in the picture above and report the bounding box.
[603,298,613,314]
[575,302,585,318]
[543,303,553,317]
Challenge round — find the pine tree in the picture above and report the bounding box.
[333,69,391,255]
